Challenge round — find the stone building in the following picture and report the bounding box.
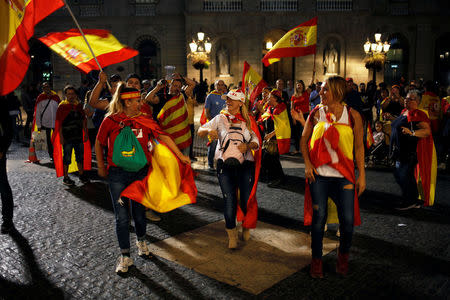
[29,0,450,91]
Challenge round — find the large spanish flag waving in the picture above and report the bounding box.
[0,0,64,95]
[38,29,138,74]
[262,17,317,67]
[242,61,267,107]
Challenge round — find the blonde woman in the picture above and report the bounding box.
[198,90,261,249]
[95,83,189,273]
[301,76,365,278]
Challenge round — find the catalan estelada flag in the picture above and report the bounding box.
[262,17,317,67]
[0,0,64,95]
[242,61,267,107]
[120,118,197,212]
[38,29,138,73]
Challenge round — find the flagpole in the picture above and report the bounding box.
[63,0,111,89]
[312,52,317,84]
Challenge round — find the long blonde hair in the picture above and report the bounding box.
[326,76,346,103]
[106,82,140,116]
[240,103,252,130]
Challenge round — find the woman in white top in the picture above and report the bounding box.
[299,76,365,278]
[198,90,260,249]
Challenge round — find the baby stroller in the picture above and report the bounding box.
[366,141,391,167]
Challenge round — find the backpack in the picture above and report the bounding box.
[112,126,147,172]
[220,120,246,166]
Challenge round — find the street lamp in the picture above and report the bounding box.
[363,33,390,83]
[188,31,212,83]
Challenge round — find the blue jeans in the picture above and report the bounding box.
[62,142,83,166]
[108,166,148,251]
[207,140,218,168]
[394,160,418,205]
[217,160,255,229]
[309,175,355,258]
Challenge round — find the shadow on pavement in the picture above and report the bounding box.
[0,228,66,299]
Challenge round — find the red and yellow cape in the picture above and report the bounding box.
[304,105,361,226]
[260,103,291,154]
[406,109,437,206]
[120,115,197,212]
[52,100,92,177]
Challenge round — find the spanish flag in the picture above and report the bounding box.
[260,103,291,155]
[262,17,317,67]
[51,100,92,177]
[242,61,267,107]
[366,124,375,148]
[38,29,138,74]
[304,105,361,226]
[0,0,64,95]
[120,117,197,212]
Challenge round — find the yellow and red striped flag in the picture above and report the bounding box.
[242,61,267,106]
[38,29,138,73]
[262,17,317,67]
[0,0,64,95]
[366,125,375,148]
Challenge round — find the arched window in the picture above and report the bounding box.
[384,33,408,85]
[434,33,450,87]
[262,29,293,85]
[134,36,161,80]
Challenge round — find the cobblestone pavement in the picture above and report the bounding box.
[0,141,449,299]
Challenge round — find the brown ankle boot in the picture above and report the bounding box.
[310,258,324,278]
[241,227,250,241]
[226,228,238,249]
[336,252,349,275]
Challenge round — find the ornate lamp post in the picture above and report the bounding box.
[363,32,390,83]
[188,31,212,83]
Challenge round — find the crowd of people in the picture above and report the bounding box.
[0,68,447,278]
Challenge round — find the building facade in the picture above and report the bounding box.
[30,0,450,91]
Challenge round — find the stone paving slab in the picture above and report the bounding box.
[148,220,337,295]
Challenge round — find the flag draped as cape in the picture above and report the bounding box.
[407,109,437,206]
[120,116,197,212]
[52,100,92,177]
[304,105,361,226]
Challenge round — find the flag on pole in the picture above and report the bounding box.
[262,17,317,67]
[38,29,138,73]
[0,0,64,95]
[242,61,267,107]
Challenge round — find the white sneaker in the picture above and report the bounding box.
[145,210,161,222]
[115,255,133,273]
[136,240,150,256]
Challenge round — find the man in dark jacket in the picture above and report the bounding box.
[0,95,14,233]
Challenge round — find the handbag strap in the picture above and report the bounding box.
[40,98,52,126]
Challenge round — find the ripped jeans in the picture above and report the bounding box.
[217,160,255,229]
[309,175,355,258]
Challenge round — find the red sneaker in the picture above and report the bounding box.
[310,258,324,278]
[336,252,349,275]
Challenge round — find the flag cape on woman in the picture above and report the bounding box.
[304,105,361,226]
[52,100,92,177]
[120,116,197,212]
[220,111,262,228]
[407,109,437,206]
[260,103,291,154]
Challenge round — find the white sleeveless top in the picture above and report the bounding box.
[315,106,350,178]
